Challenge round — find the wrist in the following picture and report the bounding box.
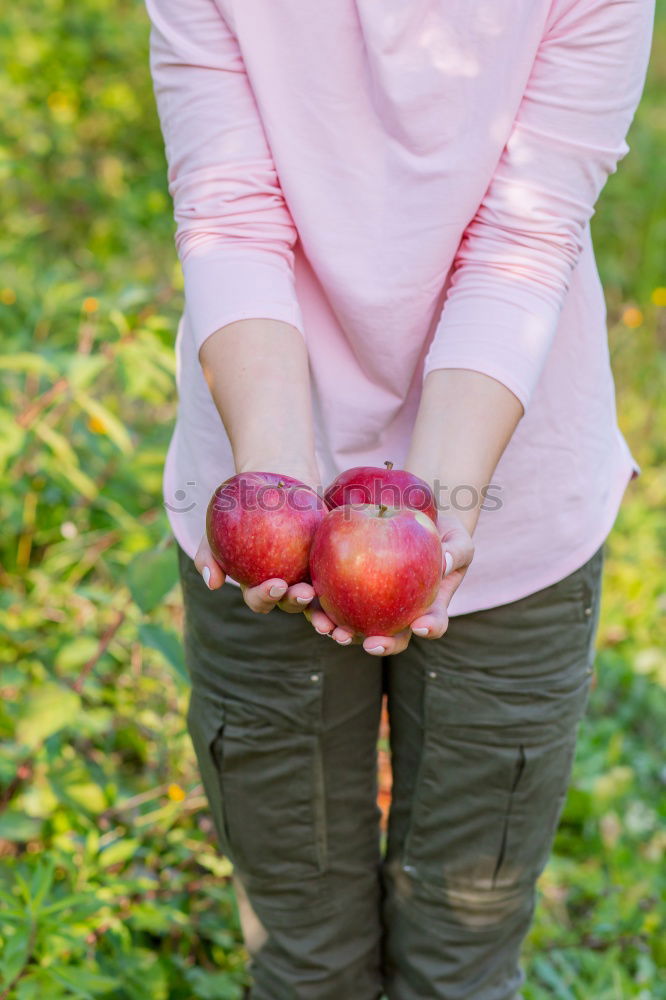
[443,504,480,537]
[403,462,482,536]
[235,456,322,494]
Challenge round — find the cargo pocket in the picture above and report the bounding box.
[211,715,328,884]
[401,684,525,893]
[186,665,329,886]
[402,659,592,894]
[186,689,233,858]
[493,732,579,885]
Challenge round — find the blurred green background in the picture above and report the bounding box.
[0,1,664,997]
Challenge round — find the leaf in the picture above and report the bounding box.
[62,782,107,814]
[54,637,100,673]
[138,623,187,683]
[109,309,130,336]
[532,956,576,1000]
[0,928,32,988]
[120,950,169,1000]
[0,811,44,843]
[0,911,29,924]
[16,969,71,1000]
[31,421,98,500]
[0,415,26,474]
[0,888,20,908]
[128,902,177,934]
[98,837,141,869]
[74,390,133,453]
[127,548,178,612]
[183,967,244,1000]
[65,354,108,389]
[30,855,55,908]
[40,893,104,917]
[0,352,59,376]
[15,683,81,749]
[0,742,29,783]
[50,966,120,996]
[191,851,234,879]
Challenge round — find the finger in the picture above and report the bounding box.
[194,535,225,590]
[277,582,316,614]
[303,601,336,636]
[363,629,411,656]
[438,514,475,577]
[330,625,355,646]
[302,603,359,643]
[242,578,289,614]
[438,569,465,606]
[410,597,449,640]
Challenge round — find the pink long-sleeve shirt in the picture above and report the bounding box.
[146,0,653,615]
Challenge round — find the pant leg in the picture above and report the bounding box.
[177,545,385,1000]
[382,546,604,1000]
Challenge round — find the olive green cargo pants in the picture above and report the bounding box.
[177,544,604,1000]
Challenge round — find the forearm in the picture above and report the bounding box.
[405,369,523,534]
[199,318,319,488]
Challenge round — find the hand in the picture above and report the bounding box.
[194,533,316,614]
[307,512,474,654]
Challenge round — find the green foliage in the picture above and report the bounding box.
[0,0,664,997]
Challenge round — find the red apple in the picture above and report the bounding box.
[309,503,442,636]
[206,472,326,587]
[324,460,437,522]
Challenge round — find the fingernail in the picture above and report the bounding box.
[296,596,312,605]
[444,551,453,576]
[412,627,429,637]
[336,637,352,645]
[202,566,211,588]
[269,584,287,598]
[315,627,330,635]
[367,645,386,655]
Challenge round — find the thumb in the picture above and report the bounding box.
[438,513,474,578]
[194,534,226,590]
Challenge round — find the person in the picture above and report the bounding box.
[144,0,654,996]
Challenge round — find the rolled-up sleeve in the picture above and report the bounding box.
[423,0,654,411]
[145,0,304,353]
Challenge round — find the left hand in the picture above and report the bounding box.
[307,512,474,654]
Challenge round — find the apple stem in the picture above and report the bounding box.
[384,460,394,471]
[277,480,285,488]
[378,504,388,517]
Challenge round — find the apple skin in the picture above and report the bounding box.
[309,504,443,636]
[206,472,327,588]
[324,461,437,522]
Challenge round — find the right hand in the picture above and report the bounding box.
[194,533,317,614]
[194,462,323,616]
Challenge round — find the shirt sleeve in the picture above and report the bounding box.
[423,0,654,411]
[144,0,304,353]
